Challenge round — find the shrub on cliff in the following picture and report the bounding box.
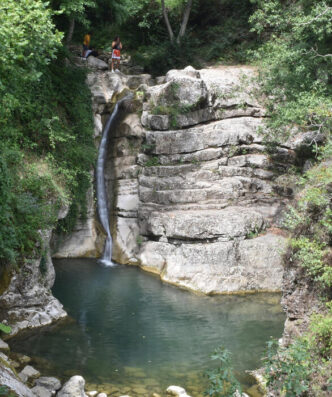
[250,0,332,148]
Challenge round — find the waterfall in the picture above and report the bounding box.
[96,95,131,267]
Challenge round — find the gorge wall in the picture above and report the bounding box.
[54,63,299,295]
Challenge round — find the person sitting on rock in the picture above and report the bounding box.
[85,48,99,59]
[111,36,122,72]
[82,32,91,57]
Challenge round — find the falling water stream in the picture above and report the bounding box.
[96,95,132,266]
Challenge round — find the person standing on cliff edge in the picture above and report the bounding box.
[111,36,122,72]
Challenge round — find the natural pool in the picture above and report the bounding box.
[12,259,285,396]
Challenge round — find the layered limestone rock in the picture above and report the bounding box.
[53,69,152,259]
[101,66,293,294]
[0,229,67,336]
[55,64,292,294]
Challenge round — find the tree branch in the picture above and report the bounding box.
[161,0,174,42]
[307,46,332,58]
[299,6,332,25]
[177,0,193,44]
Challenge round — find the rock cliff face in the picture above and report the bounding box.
[55,63,296,295]
[0,228,67,336]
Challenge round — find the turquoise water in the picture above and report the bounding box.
[12,259,285,396]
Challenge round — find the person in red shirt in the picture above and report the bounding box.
[111,36,122,72]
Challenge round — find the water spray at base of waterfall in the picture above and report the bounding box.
[96,93,133,267]
[99,237,114,267]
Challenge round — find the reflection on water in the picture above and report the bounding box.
[11,259,285,396]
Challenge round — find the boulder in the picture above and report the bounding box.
[87,56,109,70]
[57,376,86,397]
[19,365,40,383]
[0,364,34,397]
[31,386,52,397]
[86,392,98,397]
[0,229,67,336]
[0,338,9,352]
[34,376,61,392]
[166,385,192,397]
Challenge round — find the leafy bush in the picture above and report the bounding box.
[0,3,95,268]
[205,346,242,397]
[0,323,12,335]
[250,0,332,146]
[264,306,332,397]
[264,338,312,396]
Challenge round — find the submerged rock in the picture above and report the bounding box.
[166,385,192,397]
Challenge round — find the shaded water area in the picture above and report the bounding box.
[12,259,285,396]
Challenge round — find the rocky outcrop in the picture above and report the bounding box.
[166,385,192,397]
[0,228,67,336]
[57,376,86,397]
[53,70,151,259]
[281,264,324,345]
[0,365,35,397]
[103,66,291,294]
[54,64,293,295]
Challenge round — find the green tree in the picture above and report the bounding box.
[250,0,332,144]
[0,0,62,82]
[51,0,96,43]
[161,0,193,43]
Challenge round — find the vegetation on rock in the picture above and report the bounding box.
[0,0,95,267]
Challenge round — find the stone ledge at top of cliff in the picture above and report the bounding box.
[142,65,264,130]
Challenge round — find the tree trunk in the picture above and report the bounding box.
[161,0,174,42]
[66,18,75,45]
[177,0,193,44]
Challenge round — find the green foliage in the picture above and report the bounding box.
[136,235,144,246]
[0,386,16,397]
[291,238,331,287]
[246,227,261,239]
[0,323,12,335]
[145,157,160,167]
[0,2,95,266]
[250,0,332,145]
[85,0,256,74]
[205,346,242,397]
[309,309,332,358]
[264,338,312,396]
[0,0,62,83]
[282,149,332,289]
[264,306,332,396]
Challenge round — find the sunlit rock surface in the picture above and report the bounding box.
[54,65,293,294]
[0,229,67,336]
[103,66,291,294]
